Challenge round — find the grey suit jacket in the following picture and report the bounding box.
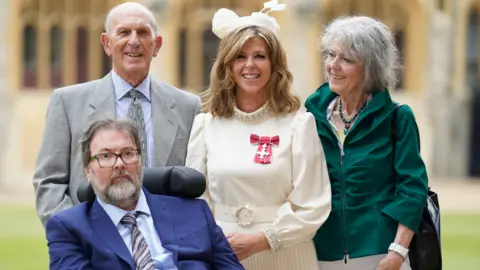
[33,73,201,227]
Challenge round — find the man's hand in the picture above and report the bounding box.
[375,251,404,270]
[225,232,270,261]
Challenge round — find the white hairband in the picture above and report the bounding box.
[212,0,286,39]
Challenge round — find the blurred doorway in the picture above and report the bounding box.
[467,7,480,176]
[175,0,260,92]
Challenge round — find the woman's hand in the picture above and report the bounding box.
[375,251,404,270]
[226,232,270,261]
[376,223,414,270]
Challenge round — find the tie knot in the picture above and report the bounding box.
[121,212,139,226]
[128,89,141,99]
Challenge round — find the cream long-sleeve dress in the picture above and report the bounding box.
[186,107,331,270]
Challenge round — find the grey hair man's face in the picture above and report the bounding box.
[101,5,162,85]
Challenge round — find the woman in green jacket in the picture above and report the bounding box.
[305,16,428,270]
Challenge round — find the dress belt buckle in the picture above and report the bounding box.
[233,205,254,227]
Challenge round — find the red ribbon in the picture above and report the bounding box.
[250,134,280,164]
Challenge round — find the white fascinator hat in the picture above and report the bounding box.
[212,0,286,39]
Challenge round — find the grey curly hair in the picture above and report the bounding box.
[319,16,402,92]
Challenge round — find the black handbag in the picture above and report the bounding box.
[408,188,442,270]
[392,104,442,270]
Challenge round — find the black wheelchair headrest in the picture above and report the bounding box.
[76,166,206,203]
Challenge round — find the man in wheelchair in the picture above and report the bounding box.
[45,119,244,270]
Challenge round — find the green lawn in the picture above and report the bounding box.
[441,212,480,269]
[0,207,478,270]
[0,206,48,270]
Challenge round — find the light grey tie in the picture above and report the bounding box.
[121,212,155,270]
[127,90,148,166]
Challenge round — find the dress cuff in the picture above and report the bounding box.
[261,227,283,252]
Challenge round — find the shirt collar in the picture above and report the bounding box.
[97,189,152,227]
[326,97,338,121]
[112,70,151,101]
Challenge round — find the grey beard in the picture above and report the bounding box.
[103,179,141,210]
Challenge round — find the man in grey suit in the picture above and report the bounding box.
[33,2,201,227]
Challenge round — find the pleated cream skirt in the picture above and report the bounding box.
[217,220,319,270]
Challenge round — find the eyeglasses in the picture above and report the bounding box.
[90,149,140,168]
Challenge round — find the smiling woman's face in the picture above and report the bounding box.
[325,42,364,95]
[230,37,272,97]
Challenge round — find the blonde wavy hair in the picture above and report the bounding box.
[201,25,300,117]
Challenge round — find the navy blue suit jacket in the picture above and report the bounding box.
[46,189,244,270]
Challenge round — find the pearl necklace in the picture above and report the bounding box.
[234,102,271,122]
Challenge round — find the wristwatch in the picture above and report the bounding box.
[388,243,409,259]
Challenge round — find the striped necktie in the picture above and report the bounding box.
[127,90,148,166]
[121,212,155,270]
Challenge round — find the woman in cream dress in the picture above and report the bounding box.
[186,3,331,270]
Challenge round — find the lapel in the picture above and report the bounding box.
[143,189,176,247]
[308,86,338,145]
[150,80,179,166]
[90,201,135,269]
[87,72,116,123]
[345,89,391,145]
[306,82,393,145]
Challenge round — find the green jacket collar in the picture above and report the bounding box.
[305,82,396,144]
